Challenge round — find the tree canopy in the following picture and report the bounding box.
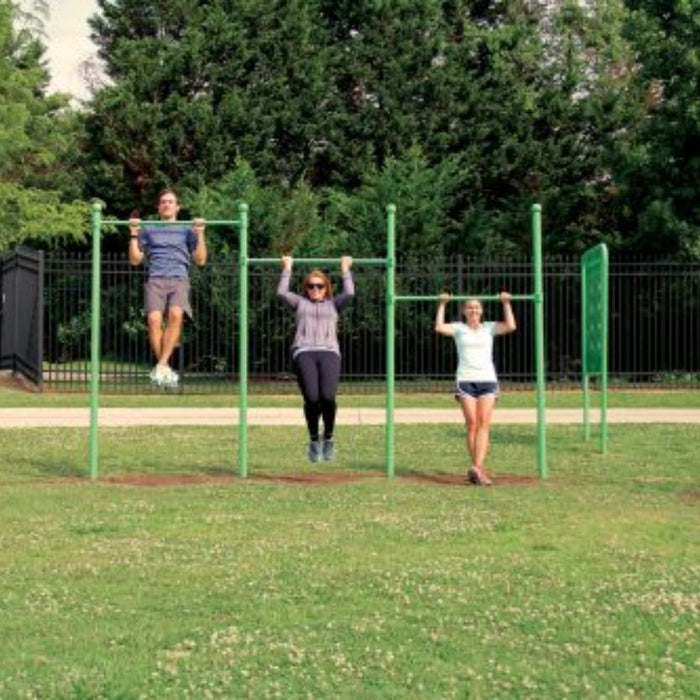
[3,0,700,259]
[0,0,87,252]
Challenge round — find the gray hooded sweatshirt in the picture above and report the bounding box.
[277,269,355,357]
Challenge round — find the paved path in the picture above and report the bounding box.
[1,407,699,428]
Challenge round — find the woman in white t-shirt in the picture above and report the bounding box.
[435,292,516,485]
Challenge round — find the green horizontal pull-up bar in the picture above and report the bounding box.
[394,293,537,302]
[102,219,241,227]
[248,257,387,266]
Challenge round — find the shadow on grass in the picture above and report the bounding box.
[15,458,88,481]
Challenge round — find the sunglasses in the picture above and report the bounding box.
[307,283,325,290]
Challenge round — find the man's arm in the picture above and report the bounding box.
[128,218,144,266]
[192,218,207,266]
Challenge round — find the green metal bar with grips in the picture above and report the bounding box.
[394,294,536,302]
[249,257,387,266]
[102,219,241,227]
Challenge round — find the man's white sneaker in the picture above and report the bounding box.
[149,364,179,387]
[161,366,179,388]
[150,364,169,386]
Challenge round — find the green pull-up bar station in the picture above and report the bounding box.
[391,205,548,479]
[381,204,547,479]
[237,203,547,480]
[88,200,546,482]
[236,209,395,478]
[87,201,248,480]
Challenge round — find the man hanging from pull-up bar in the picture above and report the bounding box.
[128,188,207,388]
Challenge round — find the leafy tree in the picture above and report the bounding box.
[0,0,87,252]
[84,0,669,258]
[618,0,700,258]
[86,0,331,211]
[0,183,87,250]
[86,0,469,210]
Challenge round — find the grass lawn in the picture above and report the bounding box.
[1,422,699,697]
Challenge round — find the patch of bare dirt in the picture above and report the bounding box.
[98,471,376,487]
[400,471,541,487]
[92,470,541,488]
[252,471,377,486]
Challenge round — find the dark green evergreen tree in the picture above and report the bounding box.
[86,0,332,211]
[84,0,665,257]
[619,0,700,258]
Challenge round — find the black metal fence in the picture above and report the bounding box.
[1,247,44,386]
[40,253,700,393]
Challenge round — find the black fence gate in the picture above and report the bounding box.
[0,247,44,386]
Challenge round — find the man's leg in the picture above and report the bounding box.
[158,305,184,367]
[157,279,191,374]
[147,310,164,361]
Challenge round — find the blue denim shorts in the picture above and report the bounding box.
[454,381,499,400]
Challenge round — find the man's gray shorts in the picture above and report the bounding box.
[144,277,192,318]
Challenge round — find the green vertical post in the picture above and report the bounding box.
[532,204,548,478]
[238,202,249,478]
[582,264,590,441]
[88,201,103,480]
[600,252,608,453]
[583,375,591,439]
[385,204,396,478]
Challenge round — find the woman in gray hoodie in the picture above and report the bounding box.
[278,255,354,463]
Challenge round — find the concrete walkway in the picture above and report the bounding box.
[1,407,700,428]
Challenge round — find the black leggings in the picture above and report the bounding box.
[293,351,341,441]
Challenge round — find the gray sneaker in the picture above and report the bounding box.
[322,439,335,461]
[307,441,322,463]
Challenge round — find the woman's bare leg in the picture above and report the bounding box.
[459,397,478,464]
[474,395,496,469]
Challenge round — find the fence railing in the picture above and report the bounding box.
[41,254,700,392]
[1,247,44,385]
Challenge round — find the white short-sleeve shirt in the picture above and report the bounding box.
[451,322,498,382]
